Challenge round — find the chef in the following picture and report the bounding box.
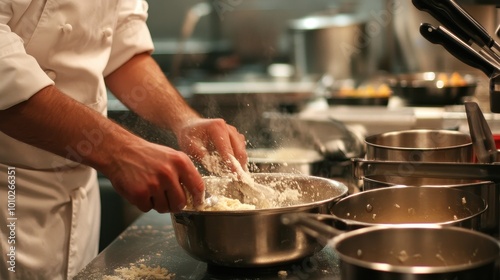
[0,0,247,279]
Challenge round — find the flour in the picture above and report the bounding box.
[200,196,256,211]
[190,153,304,211]
[102,264,174,280]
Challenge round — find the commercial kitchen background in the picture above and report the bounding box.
[99,0,500,251]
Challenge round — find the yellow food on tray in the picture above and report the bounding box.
[337,83,391,98]
[449,72,467,86]
[436,72,467,87]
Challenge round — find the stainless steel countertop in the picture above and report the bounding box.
[74,211,342,279]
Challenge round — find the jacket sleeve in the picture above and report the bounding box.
[103,0,155,77]
[0,25,55,110]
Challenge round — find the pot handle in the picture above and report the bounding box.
[351,157,500,181]
[172,213,192,226]
[281,213,344,244]
[315,211,368,231]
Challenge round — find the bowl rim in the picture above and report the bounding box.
[179,173,349,214]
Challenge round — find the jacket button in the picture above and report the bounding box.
[45,70,57,80]
[102,27,113,38]
[61,23,73,33]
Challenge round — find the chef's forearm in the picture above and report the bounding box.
[105,52,200,135]
[0,85,140,173]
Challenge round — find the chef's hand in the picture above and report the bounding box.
[175,118,248,173]
[102,139,205,213]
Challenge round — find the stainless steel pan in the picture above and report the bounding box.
[282,213,500,279]
[329,185,486,231]
[171,173,348,267]
[362,176,498,234]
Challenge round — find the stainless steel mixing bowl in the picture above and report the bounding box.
[171,173,348,267]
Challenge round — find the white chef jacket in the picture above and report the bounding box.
[0,0,154,279]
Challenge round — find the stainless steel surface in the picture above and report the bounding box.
[330,185,486,230]
[283,213,500,279]
[73,211,343,279]
[171,173,348,267]
[465,101,498,163]
[364,129,474,162]
[362,176,499,234]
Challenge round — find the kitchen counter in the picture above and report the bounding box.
[74,211,343,280]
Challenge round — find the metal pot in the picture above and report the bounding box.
[171,173,348,267]
[282,213,500,280]
[365,129,474,162]
[363,176,498,234]
[329,185,486,231]
[288,12,382,81]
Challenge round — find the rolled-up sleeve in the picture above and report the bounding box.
[103,0,155,76]
[0,28,54,110]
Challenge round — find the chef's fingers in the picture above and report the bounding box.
[150,189,171,213]
[207,121,245,174]
[133,190,154,212]
[228,126,248,171]
[179,172,205,208]
[156,153,204,212]
[207,121,233,158]
[185,139,210,164]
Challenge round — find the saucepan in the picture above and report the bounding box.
[281,213,500,279]
[328,185,486,231]
[363,176,498,234]
[171,173,348,267]
[364,129,474,163]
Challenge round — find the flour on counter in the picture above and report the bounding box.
[102,264,175,280]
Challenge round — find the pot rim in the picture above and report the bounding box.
[363,176,494,188]
[330,185,487,227]
[289,13,367,30]
[331,224,500,274]
[365,129,473,151]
